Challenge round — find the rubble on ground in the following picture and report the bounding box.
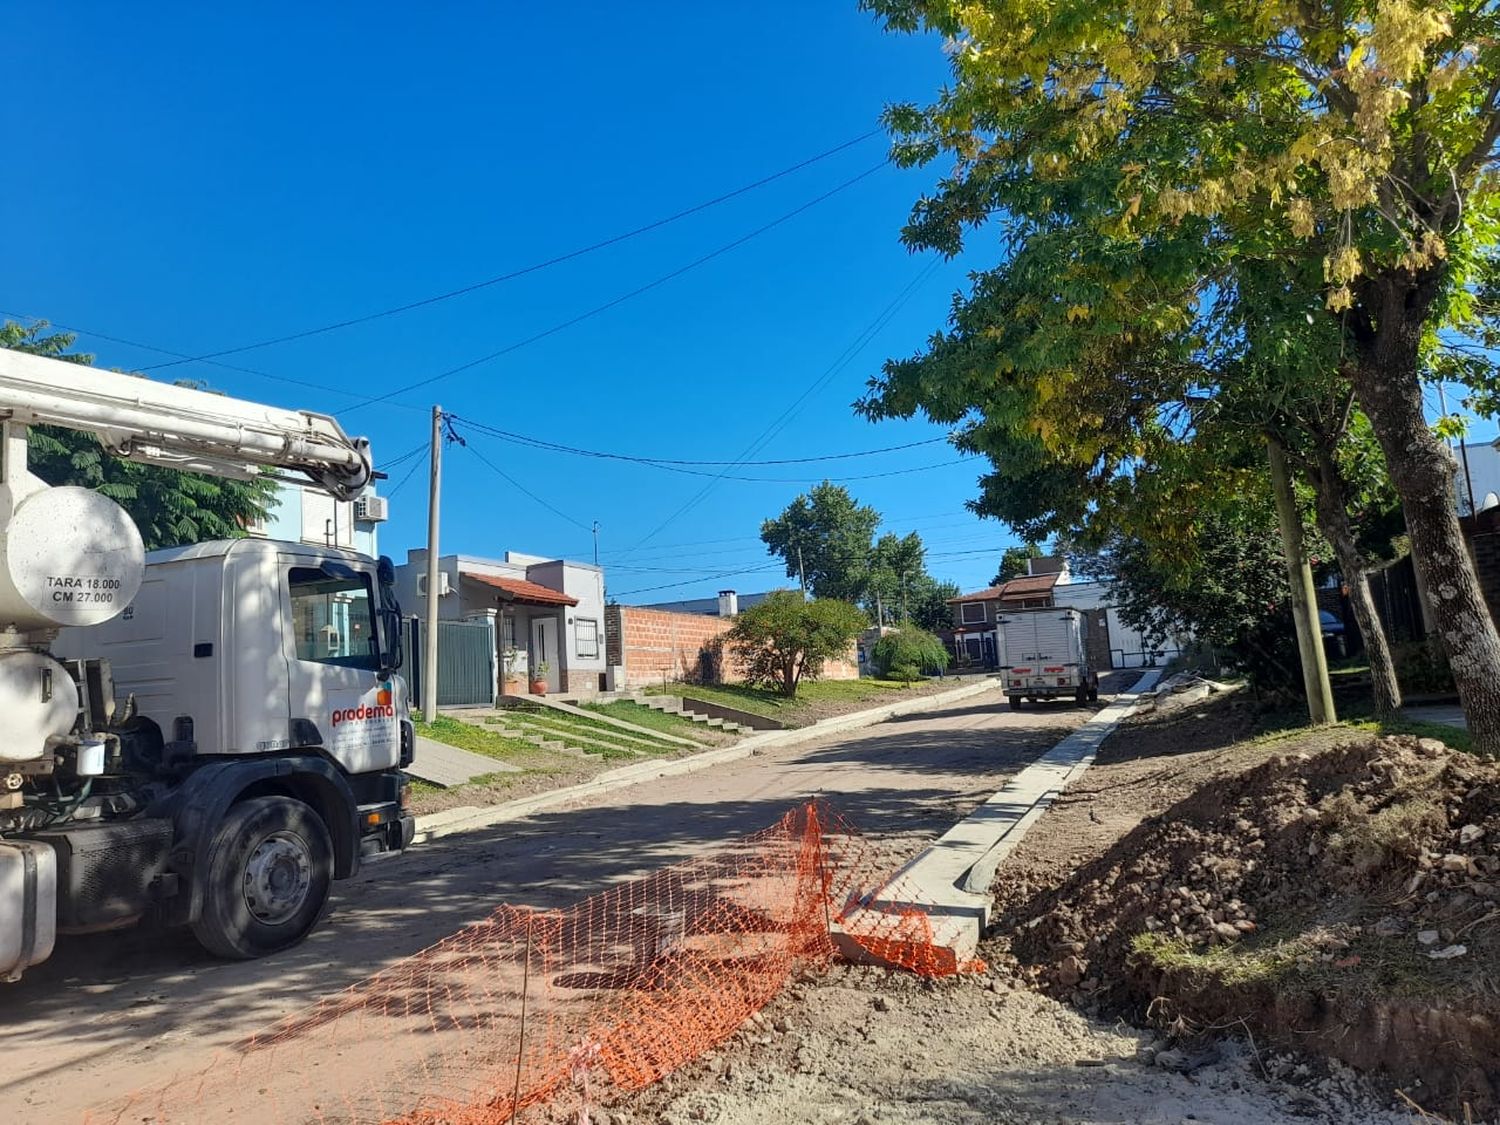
[996,734,1500,1116]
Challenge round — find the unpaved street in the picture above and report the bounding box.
[5,683,1089,1124]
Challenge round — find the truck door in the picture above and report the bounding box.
[281,557,400,774]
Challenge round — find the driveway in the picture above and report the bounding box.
[5,679,1123,1123]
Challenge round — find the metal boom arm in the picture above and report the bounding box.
[0,348,372,500]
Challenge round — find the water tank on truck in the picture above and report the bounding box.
[0,486,144,764]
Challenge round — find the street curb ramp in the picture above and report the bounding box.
[832,671,1162,971]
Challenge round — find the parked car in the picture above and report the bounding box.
[1319,610,1345,636]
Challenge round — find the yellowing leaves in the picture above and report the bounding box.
[1368,0,1452,83]
[1066,304,1092,322]
[1286,197,1315,238]
[1324,245,1363,285]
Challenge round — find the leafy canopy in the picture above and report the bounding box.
[871,625,952,681]
[724,591,867,698]
[2,321,277,549]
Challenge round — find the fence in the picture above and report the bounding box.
[404,615,498,709]
[97,801,973,1124]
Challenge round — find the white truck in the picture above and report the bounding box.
[996,606,1100,708]
[0,348,414,981]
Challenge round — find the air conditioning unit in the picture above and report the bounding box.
[417,572,452,598]
[354,494,389,522]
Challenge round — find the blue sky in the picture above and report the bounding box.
[10,6,1492,605]
[3,3,1019,600]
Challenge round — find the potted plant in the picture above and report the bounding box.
[501,647,525,695]
[529,661,550,696]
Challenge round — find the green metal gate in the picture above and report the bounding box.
[404,615,496,710]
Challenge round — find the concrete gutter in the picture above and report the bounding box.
[833,671,1162,972]
[411,676,1005,845]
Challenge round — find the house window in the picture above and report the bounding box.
[289,567,379,670]
[960,602,986,624]
[964,637,982,662]
[575,617,599,659]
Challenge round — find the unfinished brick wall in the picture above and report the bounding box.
[607,605,858,691]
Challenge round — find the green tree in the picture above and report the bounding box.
[760,482,880,603]
[724,591,867,697]
[871,625,951,682]
[907,574,961,632]
[865,0,1500,749]
[1,321,277,548]
[867,530,926,624]
[991,543,1040,587]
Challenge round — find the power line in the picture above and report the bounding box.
[137,130,884,371]
[448,414,951,466]
[0,310,427,411]
[619,255,947,555]
[386,448,428,498]
[460,434,595,534]
[344,162,888,413]
[455,420,968,482]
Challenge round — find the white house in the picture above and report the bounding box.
[252,478,386,557]
[395,549,607,696]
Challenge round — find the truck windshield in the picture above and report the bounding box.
[289,567,380,671]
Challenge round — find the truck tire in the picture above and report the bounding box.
[1008,696,1022,710]
[191,795,333,960]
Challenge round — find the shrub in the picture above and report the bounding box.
[724,591,867,697]
[1391,640,1456,695]
[871,626,951,682]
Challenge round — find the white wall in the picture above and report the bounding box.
[1056,579,1183,668]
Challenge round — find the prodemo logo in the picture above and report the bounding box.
[332,683,396,727]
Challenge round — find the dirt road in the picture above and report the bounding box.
[5,682,1090,1124]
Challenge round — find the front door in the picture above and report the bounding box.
[281,554,399,773]
[530,615,560,693]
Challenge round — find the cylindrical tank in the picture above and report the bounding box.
[0,650,83,763]
[0,487,144,633]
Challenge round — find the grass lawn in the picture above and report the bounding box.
[495,710,675,755]
[491,704,683,750]
[417,715,576,770]
[643,677,931,726]
[583,700,716,743]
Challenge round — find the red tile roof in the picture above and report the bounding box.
[947,573,1061,603]
[465,573,578,607]
[948,585,1006,604]
[997,573,1061,600]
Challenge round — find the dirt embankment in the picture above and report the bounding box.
[992,706,1500,1118]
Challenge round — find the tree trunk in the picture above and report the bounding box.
[1267,437,1336,724]
[1348,286,1500,754]
[1305,445,1403,719]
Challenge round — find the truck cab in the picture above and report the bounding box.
[18,540,416,967]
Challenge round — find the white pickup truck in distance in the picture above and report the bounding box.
[996,607,1099,709]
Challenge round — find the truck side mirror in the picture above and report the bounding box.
[378,606,404,678]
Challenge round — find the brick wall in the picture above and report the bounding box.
[606,605,858,691]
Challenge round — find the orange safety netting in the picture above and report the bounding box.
[92,800,979,1125]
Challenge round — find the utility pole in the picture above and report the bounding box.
[1437,383,1477,516]
[1267,436,1335,725]
[901,570,909,623]
[797,544,807,600]
[421,405,443,721]
[592,520,600,568]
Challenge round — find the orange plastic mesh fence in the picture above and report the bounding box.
[91,801,980,1124]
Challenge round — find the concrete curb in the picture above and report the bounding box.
[411,676,1005,845]
[834,670,1162,970]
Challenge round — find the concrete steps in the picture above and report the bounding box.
[633,694,752,734]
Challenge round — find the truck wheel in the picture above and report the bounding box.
[1075,686,1088,706]
[191,796,333,960]
[1008,696,1022,710]
[1089,685,1100,703]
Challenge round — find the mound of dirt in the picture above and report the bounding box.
[995,734,1500,1117]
